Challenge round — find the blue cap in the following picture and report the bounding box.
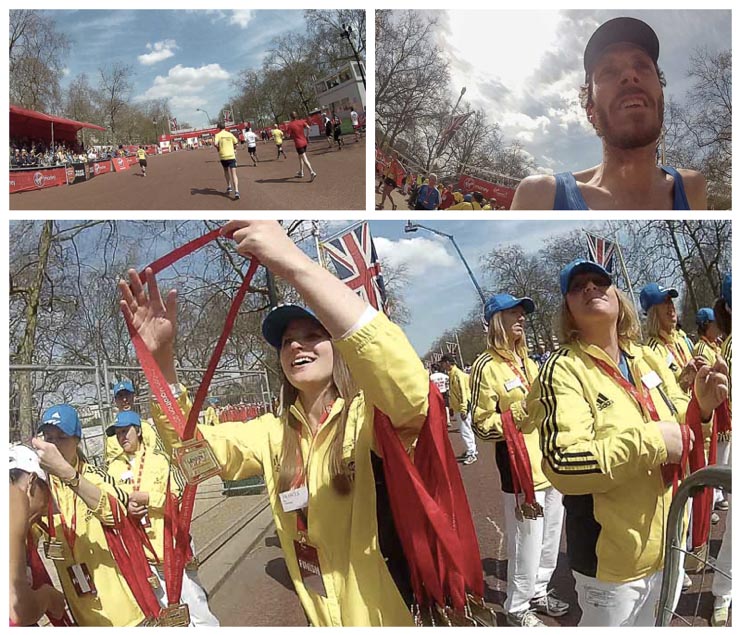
[106,410,142,437]
[38,404,82,438]
[696,307,715,326]
[639,282,679,313]
[484,294,535,324]
[262,305,323,349]
[722,273,731,308]
[559,259,612,295]
[113,380,135,396]
[207,397,219,405]
[464,193,472,202]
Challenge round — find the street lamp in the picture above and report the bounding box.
[404,221,486,305]
[340,23,366,89]
[196,108,213,126]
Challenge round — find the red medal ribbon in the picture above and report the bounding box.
[26,531,75,626]
[501,410,536,506]
[590,356,660,422]
[122,228,260,610]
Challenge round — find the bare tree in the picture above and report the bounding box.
[98,63,134,139]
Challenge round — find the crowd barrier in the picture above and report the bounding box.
[457,174,516,209]
[10,156,139,194]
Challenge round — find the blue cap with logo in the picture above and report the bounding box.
[113,380,135,396]
[559,259,612,296]
[639,282,679,313]
[484,294,535,324]
[722,273,731,308]
[38,404,82,438]
[106,410,142,437]
[262,305,323,349]
[696,307,715,326]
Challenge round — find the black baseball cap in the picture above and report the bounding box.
[584,17,659,80]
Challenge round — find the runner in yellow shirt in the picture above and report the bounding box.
[214,122,240,200]
[272,124,287,160]
[136,146,148,177]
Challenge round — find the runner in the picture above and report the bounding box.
[119,220,429,626]
[350,107,361,142]
[511,17,707,210]
[528,259,727,626]
[214,121,240,200]
[9,445,67,626]
[272,124,287,160]
[439,354,477,464]
[332,112,344,150]
[376,151,404,210]
[323,113,334,149]
[136,145,148,177]
[285,111,317,182]
[245,126,259,166]
[470,293,569,626]
[429,363,450,427]
[106,411,219,626]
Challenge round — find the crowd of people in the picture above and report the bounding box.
[9,138,145,169]
[9,221,732,628]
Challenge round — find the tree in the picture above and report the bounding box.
[98,63,134,140]
[304,10,366,76]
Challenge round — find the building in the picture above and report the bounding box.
[314,62,366,116]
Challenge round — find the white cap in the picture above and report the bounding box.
[9,444,47,482]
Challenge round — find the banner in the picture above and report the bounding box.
[112,156,131,172]
[457,174,516,209]
[90,159,112,177]
[9,166,66,194]
[67,162,87,185]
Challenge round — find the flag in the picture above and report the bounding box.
[440,111,473,145]
[586,232,616,273]
[223,110,233,124]
[320,222,388,312]
[446,342,458,354]
[169,117,179,131]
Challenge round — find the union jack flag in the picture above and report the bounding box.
[586,232,616,273]
[320,222,388,312]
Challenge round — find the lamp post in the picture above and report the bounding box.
[433,86,466,169]
[340,23,366,89]
[404,221,485,305]
[196,108,213,126]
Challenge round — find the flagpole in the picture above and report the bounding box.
[311,221,325,268]
[454,330,464,367]
[607,221,643,339]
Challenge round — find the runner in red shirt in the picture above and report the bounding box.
[284,111,317,182]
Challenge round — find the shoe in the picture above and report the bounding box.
[715,499,729,511]
[682,573,692,591]
[463,454,477,465]
[226,186,233,193]
[295,171,304,178]
[531,591,569,617]
[234,191,240,200]
[711,512,720,525]
[711,596,731,626]
[392,202,398,210]
[310,172,317,182]
[506,609,545,627]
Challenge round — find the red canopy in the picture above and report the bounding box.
[10,105,105,144]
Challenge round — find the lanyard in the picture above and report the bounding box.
[502,356,531,391]
[132,448,147,492]
[590,356,660,422]
[49,478,79,553]
[663,333,690,367]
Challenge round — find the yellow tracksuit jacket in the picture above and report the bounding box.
[693,336,720,366]
[721,335,732,411]
[204,405,220,426]
[105,417,163,463]
[151,312,429,626]
[470,349,549,491]
[47,462,144,626]
[447,364,470,415]
[528,340,691,583]
[646,328,694,383]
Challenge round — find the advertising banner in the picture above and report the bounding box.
[112,156,131,172]
[9,167,67,193]
[457,174,517,209]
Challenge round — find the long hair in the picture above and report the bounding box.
[714,297,732,336]
[487,311,529,359]
[560,288,641,346]
[645,305,666,339]
[277,344,359,496]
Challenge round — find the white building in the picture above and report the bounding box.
[314,62,366,115]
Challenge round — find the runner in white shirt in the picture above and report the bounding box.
[350,108,361,142]
[430,364,451,426]
[245,127,259,166]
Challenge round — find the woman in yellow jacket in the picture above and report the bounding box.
[119,220,429,626]
[470,294,569,627]
[106,410,218,625]
[693,308,722,366]
[528,259,728,626]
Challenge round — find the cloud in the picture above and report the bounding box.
[135,64,231,103]
[62,67,70,77]
[375,236,456,277]
[229,10,255,29]
[138,40,178,66]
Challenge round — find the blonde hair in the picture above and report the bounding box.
[487,311,529,358]
[277,344,359,496]
[645,305,664,339]
[560,288,641,345]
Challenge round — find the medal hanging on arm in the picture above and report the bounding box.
[43,496,67,561]
[122,228,260,626]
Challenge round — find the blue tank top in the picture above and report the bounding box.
[552,166,691,210]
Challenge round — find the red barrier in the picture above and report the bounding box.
[111,156,131,172]
[9,166,67,193]
[127,156,138,166]
[457,174,516,209]
[90,159,112,177]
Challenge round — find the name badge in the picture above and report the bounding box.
[504,377,523,392]
[641,371,662,390]
[120,470,134,482]
[294,541,327,597]
[68,563,96,596]
[279,486,308,513]
[666,352,676,367]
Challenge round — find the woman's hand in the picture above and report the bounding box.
[118,268,178,380]
[678,357,704,392]
[656,421,695,463]
[128,491,149,519]
[694,357,729,420]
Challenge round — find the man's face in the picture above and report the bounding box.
[587,43,664,150]
[115,390,134,411]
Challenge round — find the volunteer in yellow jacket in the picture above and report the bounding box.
[106,410,218,626]
[693,308,722,366]
[470,294,569,627]
[214,121,240,200]
[31,405,145,626]
[118,219,429,626]
[642,282,700,391]
[528,259,728,626]
[439,354,478,464]
[105,379,163,464]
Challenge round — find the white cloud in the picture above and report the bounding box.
[135,64,231,103]
[229,10,255,29]
[375,237,456,277]
[62,67,70,77]
[138,39,178,66]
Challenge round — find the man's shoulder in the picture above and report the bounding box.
[675,168,707,209]
[510,174,557,210]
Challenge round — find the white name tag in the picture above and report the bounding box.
[666,352,675,366]
[279,486,309,513]
[120,470,134,482]
[504,377,524,392]
[71,564,92,594]
[641,371,662,390]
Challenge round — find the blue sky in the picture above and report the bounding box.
[49,10,307,126]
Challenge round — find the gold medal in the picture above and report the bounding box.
[43,537,66,561]
[467,594,498,627]
[158,603,190,626]
[172,438,220,484]
[147,574,160,589]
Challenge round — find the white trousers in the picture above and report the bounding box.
[456,411,477,456]
[150,564,220,626]
[573,570,662,626]
[712,492,732,599]
[502,486,564,614]
[714,439,731,504]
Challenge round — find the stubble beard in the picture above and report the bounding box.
[593,93,665,151]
